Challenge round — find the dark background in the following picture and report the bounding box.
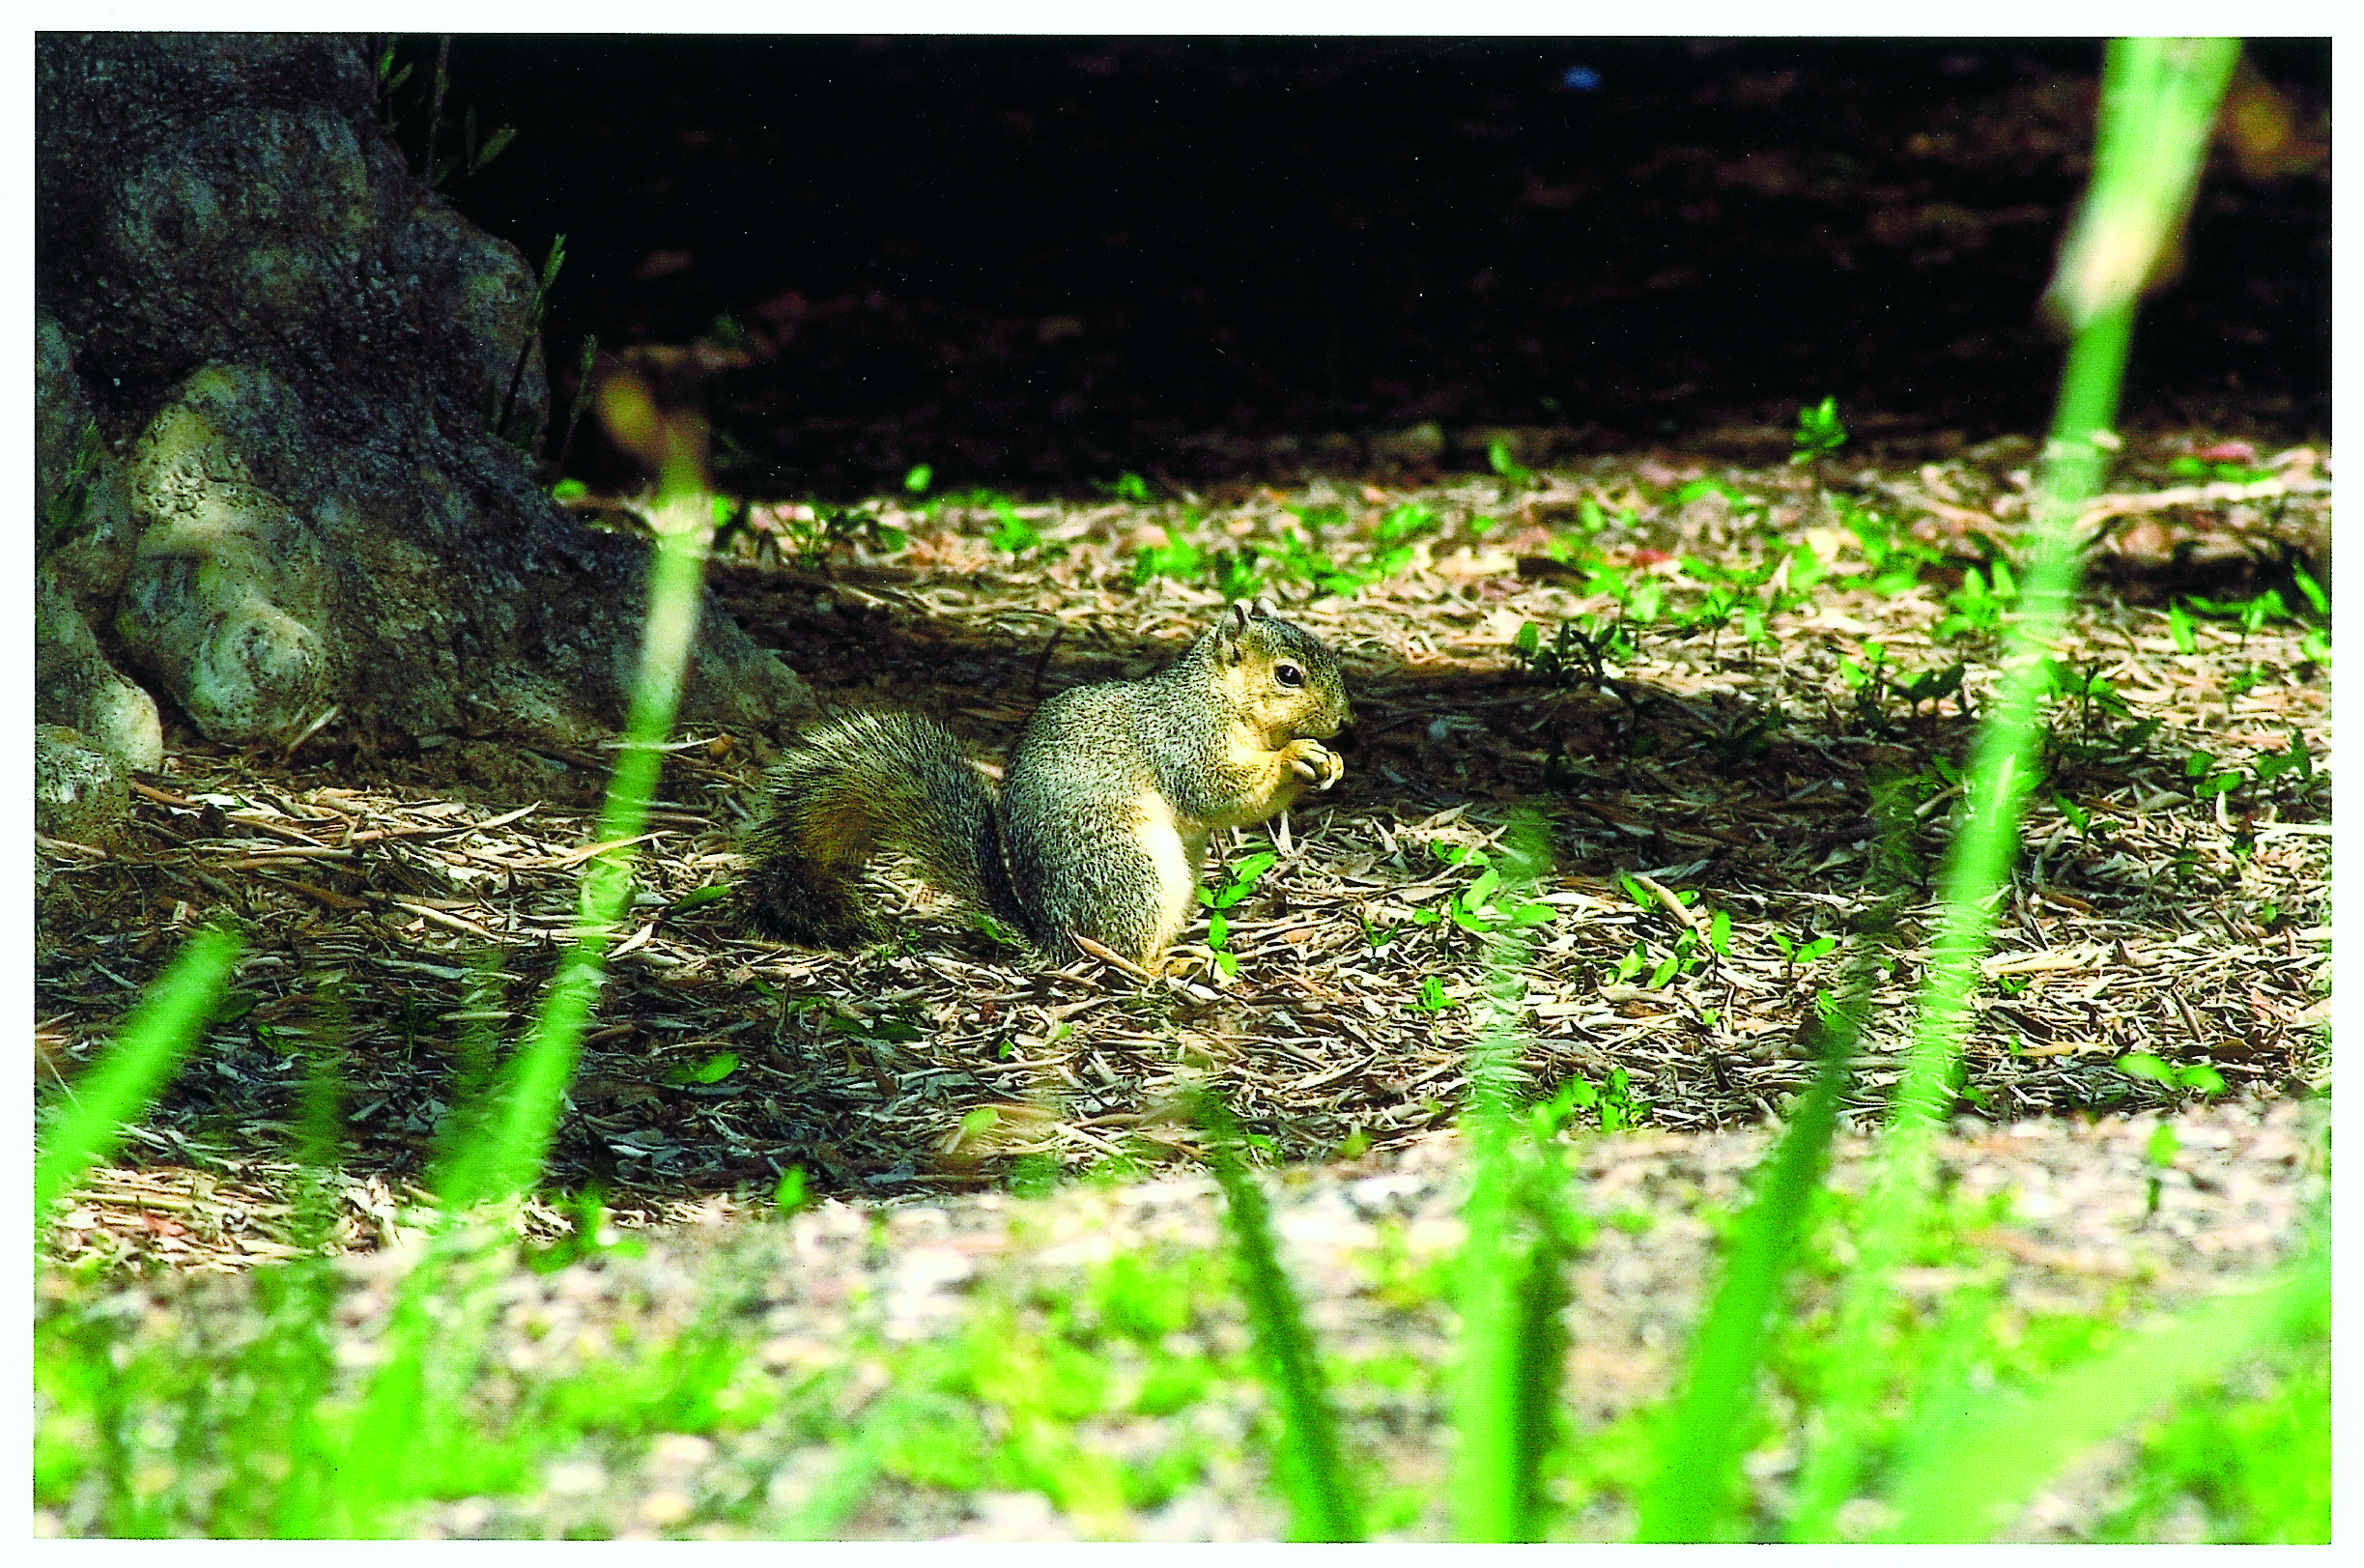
[407,35,2332,494]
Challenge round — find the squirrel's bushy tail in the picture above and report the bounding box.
[745,711,1025,945]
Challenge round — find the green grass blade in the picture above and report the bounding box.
[1785,41,2239,1539]
[1505,1188,1575,1539]
[437,511,711,1213]
[1199,1093,1362,1542]
[1631,993,1855,1541]
[1451,811,1548,1541]
[1875,1251,2329,1542]
[35,924,242,1219]
[317,503,716,1535]
[1452,1110,1521,1541]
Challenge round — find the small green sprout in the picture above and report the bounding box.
[2118,1052,2228,1097]
[988,499,1042,555]
[1791,396,1848,467]
[1134,527,1205,585]
[1487,439,1534,485]
[1410,844,1555,937]
[1770,929,1838,978]
[2249,729,2314,784]
[2167,600,2199,654]
[1200,850,1278,979]
[1934,556,2019,641]
[665,1051,738,1086]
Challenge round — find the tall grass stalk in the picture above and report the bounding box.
[35,924,242,1220]
[216,471,708,1534]
[1198,1092,1362,1542]
[1631,981,1861,1541]
[1449,813,1552,1542]
[1785,39,2243,1539]
[310,491,715,1534]
[441,513,711,1214]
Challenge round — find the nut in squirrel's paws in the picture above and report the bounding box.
[1286,738,1344,790]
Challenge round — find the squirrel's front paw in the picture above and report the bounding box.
[1283,738,1344,791]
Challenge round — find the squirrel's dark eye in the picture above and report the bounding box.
[1275,662,1304,688]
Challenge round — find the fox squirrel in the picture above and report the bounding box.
[745,599,1350,971]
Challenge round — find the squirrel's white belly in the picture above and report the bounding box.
[1127,786,1204,957]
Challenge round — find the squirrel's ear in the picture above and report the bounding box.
[1225,601,1252,636]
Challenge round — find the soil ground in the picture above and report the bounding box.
[35,432,2330,1255]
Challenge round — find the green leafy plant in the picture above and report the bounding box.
[2164,451,2277,484]
[1673,544,1826,647]
[1132,525,1204,585]
[2117,1051,2227,1098]
[1409,841,1556,939]
[1198,849,1277,980]
[779,502,907,567]
[1262,500,1438,598]
[988,498,1043,555]
[1791,395,1848,467]
[1836,496,1943,595]
[1549,1068,1648,1133]
[1487,439,1535,486]
[2180,570,2325,655]
[1838,641,1972,735]
[2166,598,2200,652]
[1514,613,1638,689]
[1933,552,2019,641]
[664,1050,739,1086]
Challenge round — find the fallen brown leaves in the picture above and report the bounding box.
[35,432,2328,1271]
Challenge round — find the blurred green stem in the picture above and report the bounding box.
[1786,38,2237,1539]
[35,925,242,1220]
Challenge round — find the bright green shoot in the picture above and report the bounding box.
[311,472,718,1534]
[1790,395,1847,466]
[1196,1093,1361,1542]
[35,924,242,1221]
[1786,37,2243,1541]
[1200,849,1277,979]
[1449,813,1558,1541]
